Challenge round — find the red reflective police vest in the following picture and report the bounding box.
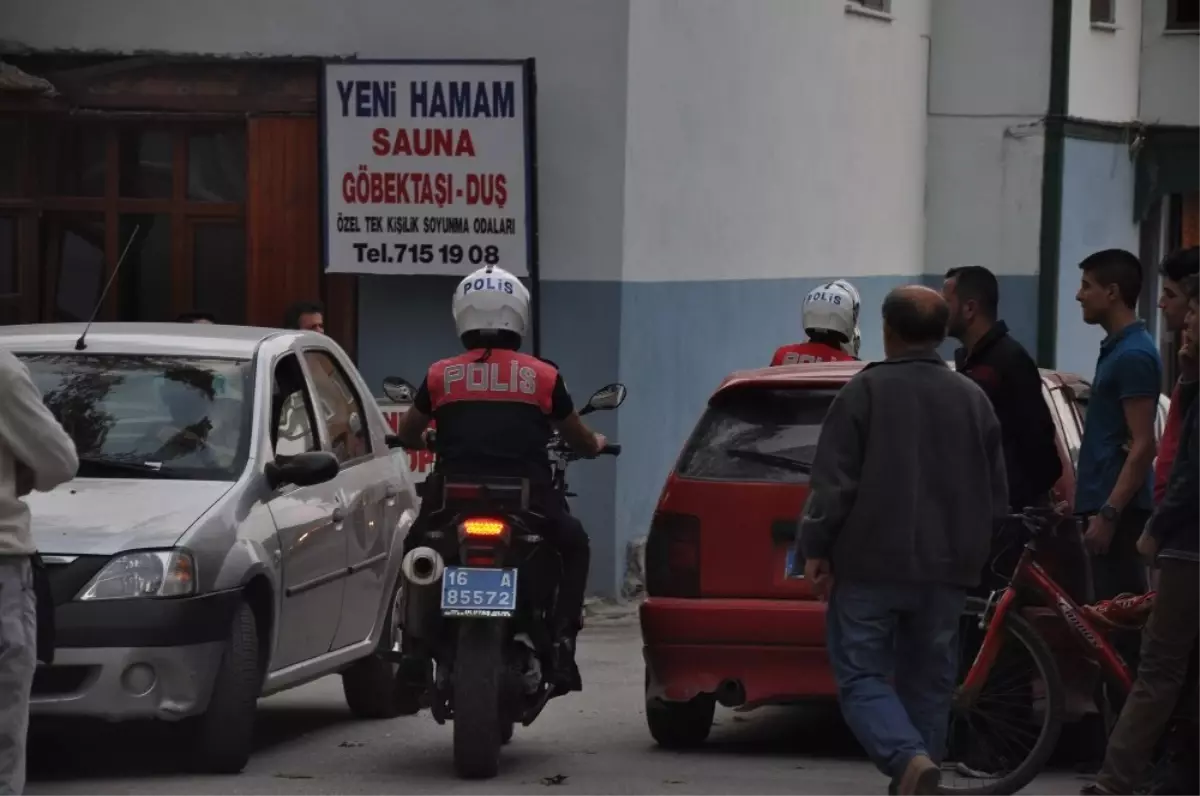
[426,350,558,414]
[770,342,856,366]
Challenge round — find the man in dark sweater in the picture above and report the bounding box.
[944,266,1062,512]
[795,285,1008,795]
[1087,276,1199,796]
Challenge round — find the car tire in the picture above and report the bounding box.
[645,668,715,749]
[342,576,422,719]
[185,601,261,774]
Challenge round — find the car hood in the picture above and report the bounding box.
[26,478,235,556]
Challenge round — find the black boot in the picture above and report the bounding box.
[551,627,583,694]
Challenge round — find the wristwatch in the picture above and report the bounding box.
[1099,503,1120,522]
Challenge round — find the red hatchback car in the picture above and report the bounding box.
[639,360,1112,748]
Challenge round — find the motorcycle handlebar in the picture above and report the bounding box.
[599,443,621,456]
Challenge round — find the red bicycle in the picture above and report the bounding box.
[938,505,1155,795]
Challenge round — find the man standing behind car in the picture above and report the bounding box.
[795,286,1007,795]
[943,266,1062,514]
[0,349,79,794]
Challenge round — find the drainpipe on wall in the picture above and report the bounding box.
[1035,0,1072,369]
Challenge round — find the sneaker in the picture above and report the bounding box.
[898,754,941,795]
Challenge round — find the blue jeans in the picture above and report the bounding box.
[826,580,967,780]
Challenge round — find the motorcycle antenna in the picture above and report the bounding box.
[75,224,140,351]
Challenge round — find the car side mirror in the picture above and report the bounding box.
[265,451,339,490]
[581,383,627,415]
[382,376,416,404]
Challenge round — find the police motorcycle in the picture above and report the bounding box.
[382,377,625,780]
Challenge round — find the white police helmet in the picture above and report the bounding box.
[802,280,861,356]
[452,265,530,340]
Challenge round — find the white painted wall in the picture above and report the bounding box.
[0,0,631,283]
[621,0,932,283]
[924,0,1052,279]
[1068,0,1143,123]
[1139,0,1200,125]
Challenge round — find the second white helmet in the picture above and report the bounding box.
[452,265,531,341]
[802,280,861,356]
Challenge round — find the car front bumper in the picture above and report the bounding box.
[31,588,243,721]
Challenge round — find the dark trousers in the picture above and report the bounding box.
[827,580,967,781]
[1086,508,1150,674]
[1097,558,1199,793]
[406,496,590,635]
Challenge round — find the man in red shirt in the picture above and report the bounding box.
[1153,247,1197,503]
[1138,247,1197,794]
[771,279,861,365]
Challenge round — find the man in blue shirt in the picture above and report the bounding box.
[1074,248,1162,649]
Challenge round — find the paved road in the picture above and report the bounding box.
[28,618,1087,794]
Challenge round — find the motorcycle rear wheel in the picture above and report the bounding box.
[452,619,505,779]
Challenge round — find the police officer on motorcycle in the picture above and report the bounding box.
[394,265,607,684]
[770,279,862,365]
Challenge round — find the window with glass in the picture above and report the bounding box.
[13,119,248,324]
[676,387,837,483]
[1090,0,1115,24]
[304,351,372,463]
[22,353,252,480]
[1167,0,1199,30]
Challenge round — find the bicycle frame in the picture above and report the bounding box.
[959,545,1133,704]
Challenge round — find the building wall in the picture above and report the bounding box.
[923,0,1051,357]
[1139,0,1200,125]
[1055,136,1140,380]
[1068,0,1143,123]
[609,0,935,582]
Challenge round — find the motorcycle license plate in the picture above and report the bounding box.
[440,567,519,618]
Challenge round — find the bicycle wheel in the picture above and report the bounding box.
[940,609,1066,795]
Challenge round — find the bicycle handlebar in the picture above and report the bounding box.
[1005,502,1070,535]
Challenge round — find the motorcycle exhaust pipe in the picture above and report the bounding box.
[402,546,445,586]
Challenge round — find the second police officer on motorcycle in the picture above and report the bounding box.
[771,279,863,365]
[394,265,608,688]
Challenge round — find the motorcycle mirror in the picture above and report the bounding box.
[382,376,416,404]
[585,383,627,413]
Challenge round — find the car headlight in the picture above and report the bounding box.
[76,550,196,601]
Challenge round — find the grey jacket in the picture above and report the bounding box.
[796,351,1008,588]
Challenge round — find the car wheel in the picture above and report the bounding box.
[644,668,715,749]
[185,601,261,774]
[342,576,422,719]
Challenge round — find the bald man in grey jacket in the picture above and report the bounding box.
[0,349,78,794]
[794,286,1008,795]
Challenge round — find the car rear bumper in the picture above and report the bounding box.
[640,597,837,705]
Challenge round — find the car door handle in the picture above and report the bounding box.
[384,484,400,499]
[332,506,347,523]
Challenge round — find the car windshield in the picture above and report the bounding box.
[21,353,252,481]
[675,387,838,483]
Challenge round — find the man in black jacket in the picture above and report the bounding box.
[1086,276,1199,796]
[943,266,1076,777]
[944,266,1063,512]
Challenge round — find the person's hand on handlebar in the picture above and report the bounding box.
[591,432,608,457]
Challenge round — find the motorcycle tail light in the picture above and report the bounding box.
[459,517,507,538]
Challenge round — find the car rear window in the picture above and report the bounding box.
[675,387,838,483]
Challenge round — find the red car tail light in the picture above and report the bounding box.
[645,511,701,598]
